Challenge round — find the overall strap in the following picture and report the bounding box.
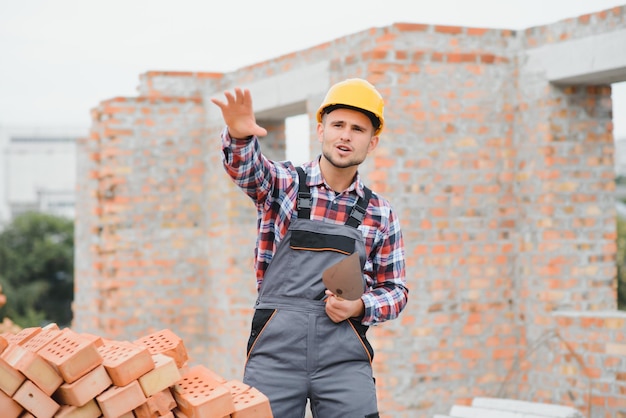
[346,186,372,228]
[296,167,311,219]
[296,166,371,228]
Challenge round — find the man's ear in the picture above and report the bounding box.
[368,135,380,153]
[317,122,325,143]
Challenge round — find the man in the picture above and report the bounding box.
[211,78,408,418]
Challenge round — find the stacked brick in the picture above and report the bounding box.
[0,325,273,418]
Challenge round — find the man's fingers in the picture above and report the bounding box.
[211,88,251,109]
[241,88,252,106]
[210,98,225,110]
[211,87,267,138]
[230,88,249,106]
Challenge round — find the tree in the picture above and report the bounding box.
[0,212,74,327]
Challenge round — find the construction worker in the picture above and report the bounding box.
[211,78,409,418]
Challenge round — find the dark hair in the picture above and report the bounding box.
[322,104,381,133]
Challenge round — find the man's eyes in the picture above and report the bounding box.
[332,123,364,132]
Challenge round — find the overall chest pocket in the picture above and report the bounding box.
[289,229,355,255]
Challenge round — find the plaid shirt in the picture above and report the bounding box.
[221,129,408,325]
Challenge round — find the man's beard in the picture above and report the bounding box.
[322,149,365,169]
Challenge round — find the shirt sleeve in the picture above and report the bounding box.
[360,205,409,326]
[220,127,275,206]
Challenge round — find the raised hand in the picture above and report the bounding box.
[210,87,268,139]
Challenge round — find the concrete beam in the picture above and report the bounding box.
[524,28,626,85]
[206,61,330,125]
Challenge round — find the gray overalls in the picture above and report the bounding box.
[243,167,379,418]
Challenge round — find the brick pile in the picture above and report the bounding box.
[0,324,273,418]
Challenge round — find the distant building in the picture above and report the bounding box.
[0,126,86,228]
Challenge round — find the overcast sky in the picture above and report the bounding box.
[0,0,624,137]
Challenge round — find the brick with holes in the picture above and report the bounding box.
[3,344,63,396]
[0,342,18,362]
[133,329,188,368]
[54,398,101,418]
[13,379,60,418]
[224,379,250,397]
[132,397,157,418]
[0,354,26,396]
[137,352,181,397]
[133,387,177,418]
[172,365,235,418]
[42,323,60,332]
[38,328,103,383]
[0,387,23,418]
[0,334,8,354]
[172,408,189,418]
[96,379,147,418]
[54,364,113,407]
[80,333,104,348]
[20,327,63,353]
[231,387,273,418]
[98,339,155,386]
[6,327,42,346]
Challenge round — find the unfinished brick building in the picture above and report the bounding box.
[75,5,626,417]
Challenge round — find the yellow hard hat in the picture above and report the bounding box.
[316,78,385,135]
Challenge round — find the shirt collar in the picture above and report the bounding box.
[304,156,366,198]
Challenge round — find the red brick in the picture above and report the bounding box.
[79,333,105,348]
[224,379,250,397]
[137,353,181,397]
[434,25,463,34]
[38,329,103,383]
[133,329,188,368]
[133,402,158,418]
[7,327,42,346]
[98,340,155,386]
[54,399,101,418]
[172,365,235,418]
[96,380,147,418]
[0,388,23,418]
[173,409,189,418]
[0,334,8,354]
[134,388,177,418]
[4,344,63,395]
[0,355,26,396]
[12,380,60,418]
[20,328,63,352]
[393,22,429,32]
[231,387,273,418]
[54,364,112,407]
[42,323,60,332]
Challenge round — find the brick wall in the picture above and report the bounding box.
[75,5,626,417]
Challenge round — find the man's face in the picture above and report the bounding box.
[317,107,379,169]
